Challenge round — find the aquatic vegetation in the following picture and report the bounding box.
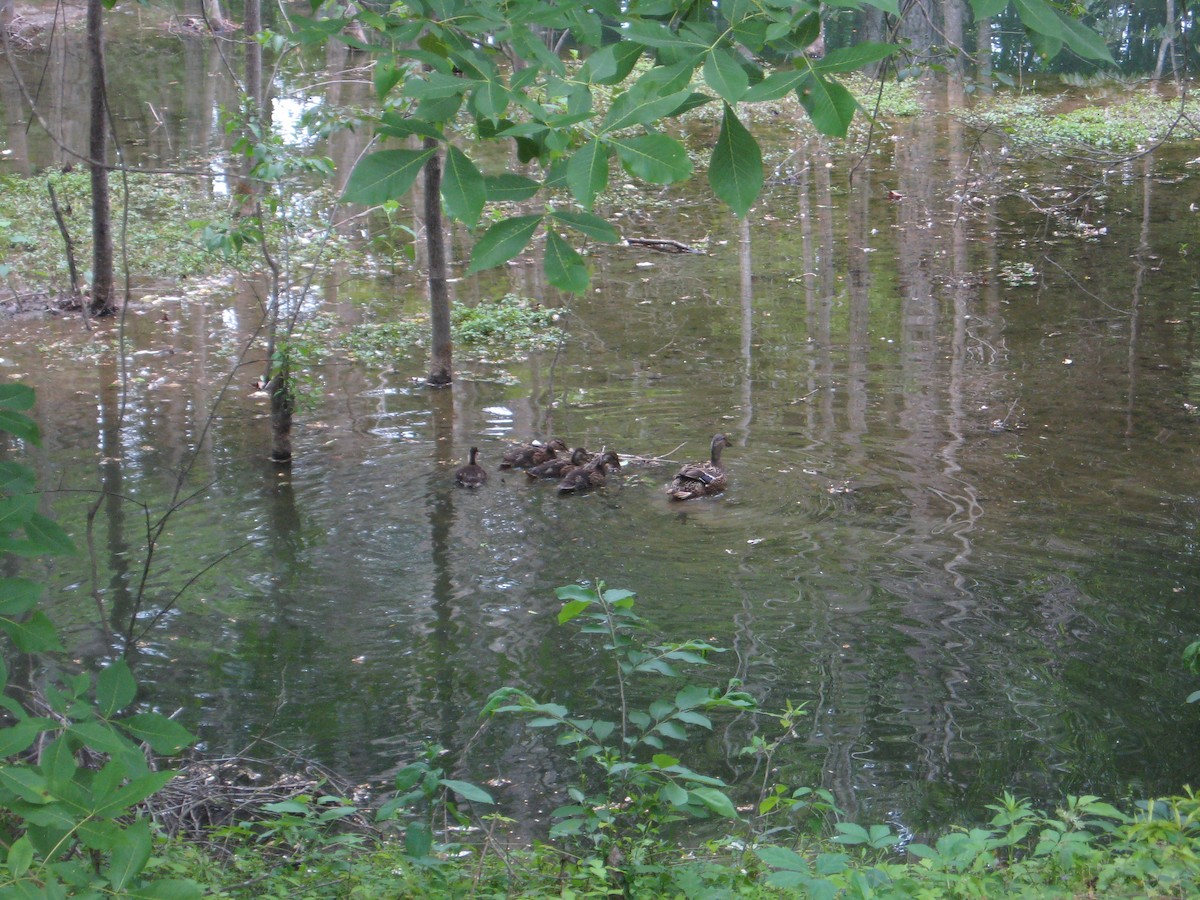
[963,89,1200,151]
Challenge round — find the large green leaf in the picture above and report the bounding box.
[3,611,61,653]
[825,0,898,12]
[1055,7,1114,62]
[813,42,899,75]
[742,68,807,103]
[96,659,137,719]
[0,577,42,617]
[439,779,494,804]
[702,48,750,104]
[709,105,762,219]
[483,174,540,203]
[566,139,610,210]
[442,145,486,228]
[550,210,621,243]
[23,512,75,556]
[119,714,195,755]
[0,461,35,495]
[341,149,435,205]
[106,818,152,890]
[971,0,1009,16]
[688,785,739,818]
[544,231,589,294]
[0,411,39,446]
[798,74,859,137]
[580,42,643,85]
[375,111,444,142]
[467,215,543,273]
[0,384,34,412]
[135,878,205,900]
[614,134,692,184]
[602,87,693,134]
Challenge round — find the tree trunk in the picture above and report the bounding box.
[424,137,453,386]
[201,0,232,32]
[268,364,294,463]
[87,0,115,317]
[975,15,993,93]
[1151,0,1177,94]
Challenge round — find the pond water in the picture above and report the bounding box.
[3,7,1200,836]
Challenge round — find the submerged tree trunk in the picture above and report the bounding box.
[87,0,115,317]
[424,137,452,386]
[268,363,295,463]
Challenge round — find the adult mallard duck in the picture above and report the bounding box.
[665,434,730,500]
[557,456,610,493]
[526,447,590,479]
[455,447,487,488]
[499,438,568,469]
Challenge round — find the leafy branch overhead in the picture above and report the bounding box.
[319,0,1111,292]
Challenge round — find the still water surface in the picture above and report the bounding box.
[3,8,1200,833]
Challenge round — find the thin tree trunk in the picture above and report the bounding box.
[268,364,294,463]
[975,15,993,93]
[424,137,452,386]
[1151,0,1177,94]
[87,0,114,317]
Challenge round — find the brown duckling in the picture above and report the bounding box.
[454,447,487,488]
[499,438,568,469]
[557,456,610,493]
[665,434,730,500]
[526,447,590,479]
[589,449,621,471]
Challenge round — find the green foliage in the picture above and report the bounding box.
[966,89,1200,152]
[301,0,1109,292]
[483,581,758,850]
[0,385,201,898]
[0,172,228,288]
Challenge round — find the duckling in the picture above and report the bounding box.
[588,449,621,471]
[526,447,590,479]
[454,447,487,488]
[557,456,610,493]
[665,434,730,500]
[498,438,568,469]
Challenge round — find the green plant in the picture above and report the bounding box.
[0,383,200,898]
[482,582,758,854]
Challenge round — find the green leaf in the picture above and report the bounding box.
[813,42,899,75]
[7,835,33,877]
[755,844,812,873]
[372,56,406,101]
[0,494,35,534]
[556,584,598,603]
[657,720,688,740]
[0,577,42,617]
[0,410,41,446]
[798,74,859,137]
[550,210,621,243]
[0,461,35,495]
[467,214,543,273]
[119,713,195,755]
[135,879,206,900]
[661,781,689,806]
[544,232,589,294]
[703,48,750,104]
[0,767,50,804]
[4,611,62,653]
[483,174,540,203]
[581,42,643,85]
[602,88,693,133]
[971,0,1009,16]
[442,145,486,228]
[0,384,34,412]
[376,112,444,142]
[743,68,807,103]
[1012,0,1067,45]
[1055,8,1114,63]
[0,721,46,760]
[688,786,739,818]
[341,149,435,205]
[439,779,494,804]
[405,820,433,858]
[614,134,692,184]
[107,818,152,890]
[709,105,762,218]
[22,513,75,556]
[96,659,137,718]
[566,139,610,211]
[558,598,591,624]
[826,0,898,12]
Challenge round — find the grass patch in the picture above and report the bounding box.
[963,89,1200,151]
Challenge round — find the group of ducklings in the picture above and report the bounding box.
[455,433,731,501]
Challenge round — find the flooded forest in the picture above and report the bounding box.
[2,0,1200,839]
